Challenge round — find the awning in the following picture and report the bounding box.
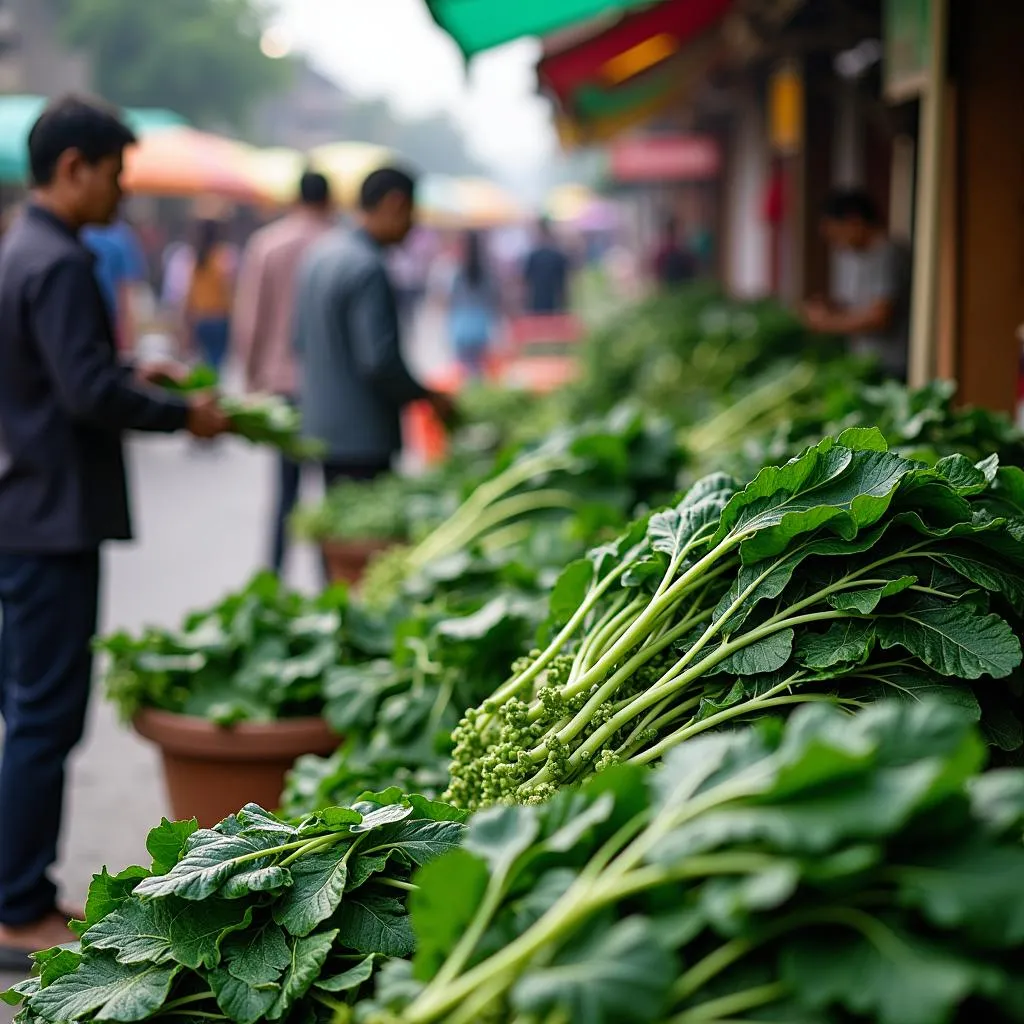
[425,0,653,59]
[554,28,724,145]
[0,95,188,184]
[307,142,395,207]
[539,0,733,107]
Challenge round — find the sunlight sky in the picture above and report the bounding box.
[271,0,557,177]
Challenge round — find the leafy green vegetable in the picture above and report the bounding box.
[447,434,1024,809]
[98,572,355,724]
[3,797,464,1024]
[348,700,1024,1024]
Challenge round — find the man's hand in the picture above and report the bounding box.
[137,359,189,388]
[802,300,834,333]
[186,392,232,439]
[427,390,458,427]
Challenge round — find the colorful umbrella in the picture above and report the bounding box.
[451,177,525,228]
[425,0,652,59]
[245,147,306,206]
[0,95,188,184]
[307,142,395,207]
[123,128,262,202]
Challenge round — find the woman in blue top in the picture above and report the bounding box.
[448,230,499,378]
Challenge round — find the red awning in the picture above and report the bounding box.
[538,0,733,105]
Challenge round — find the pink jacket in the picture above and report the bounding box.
[232,211,333,395]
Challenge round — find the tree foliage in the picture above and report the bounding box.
[51,0,289,129]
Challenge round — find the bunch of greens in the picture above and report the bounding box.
[291,474,456,545]
[3,794,465,1024]
[738,379,1024,477]
[447,431,1024,809]
[282,590,549,816]
[351,699,1024,1024]
[99,572,355,725]
[358,409,684,612]
[156,364,323,459]
[566,287,862,422]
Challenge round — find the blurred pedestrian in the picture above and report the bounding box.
[232,171,334,577]
[802,189,911,381]
[650,216,697,289]
[522,217,570,314]
[448,230,500,378]
[81,215,149,354]
[294,166,454,581]
[0,96,229,964]
[183,218,236,374]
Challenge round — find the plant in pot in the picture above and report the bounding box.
[291,472,455,586]
[98,572,363,827]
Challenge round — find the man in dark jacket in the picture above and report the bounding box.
[295,167,452,499]
[0,96,229,963]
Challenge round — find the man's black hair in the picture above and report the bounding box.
[28,96,137,187]
[359,167,416,211]
[299,170,330,206]
[821,188,880,225]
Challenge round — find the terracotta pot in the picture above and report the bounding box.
[321,538,396,585]
[133,710,339,827]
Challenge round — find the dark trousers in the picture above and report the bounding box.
[319,459,390,586]
[271,453,303,576]
[0,551,100,925]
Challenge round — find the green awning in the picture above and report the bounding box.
[0,96,189,185]
[425,0,653,58]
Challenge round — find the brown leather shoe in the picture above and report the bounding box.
[0,912,77,969]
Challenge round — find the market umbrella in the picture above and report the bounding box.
[425,0,652,59]
[418,173,465,227]
[245,147,306,206]
[451,177,525,228]
[307,142,395,207]
[0,95,188,184]
[123,127,264,202]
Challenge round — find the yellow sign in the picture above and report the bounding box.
[768,61,804,154]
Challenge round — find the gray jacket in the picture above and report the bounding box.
[295,227,427,463]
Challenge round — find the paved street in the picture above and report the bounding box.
[0,311,448,1011]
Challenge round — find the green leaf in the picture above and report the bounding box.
[315,953,380,993]
[969,770,1024,834]
[356,819,466,870]
[512,916,676,1024]
[462,804,541,884]
[222,920,292,986]
[350,804,414,832]
[219,865,292,899]
[335,891,415,958]
[714,628,794,676]
[273,851,349,937]
[836,426,888,452]
[781,925,995,1024]
[939,550,1024,605]
[210,968,277,1024]
[30,957,180,1023]
[39,950,85,988]
[827,574,917,614]
[548,560,594,624]
[82,867,151,930]
[935,453,990,495]
[167,899,252,969]
[132,830,278,900]
[797,620,876,669]
[720,444,912,563]
[266,930,338,1021]
[410,850,490,981]
[82,898,172,965]
[877,604,1021,679]
[146,818,199,875]
[896,841,1024,946]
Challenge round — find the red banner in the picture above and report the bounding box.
[609,135,722,182]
